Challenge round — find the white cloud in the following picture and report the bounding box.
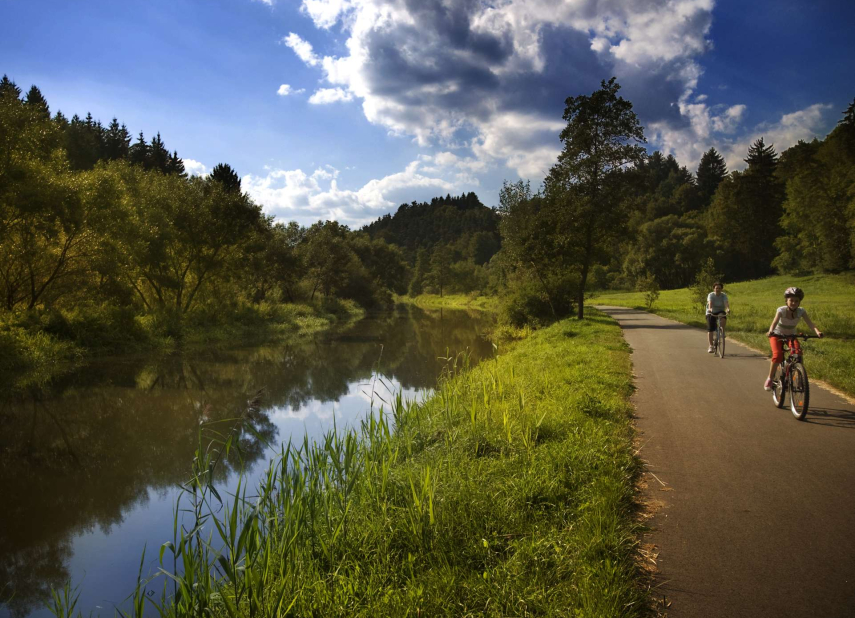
[650,102,832,171]
[283,32,321,67]
[719,104,832,171]
[276,84,305,96]
[243,159,475,227]
[308,87,353,104]
[285,0,717,180]
[183,159,208,177]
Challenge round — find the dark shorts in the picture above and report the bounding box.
[706,313,726,332]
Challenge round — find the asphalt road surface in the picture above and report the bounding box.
[597,306,855,618]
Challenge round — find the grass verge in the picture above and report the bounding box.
[592,272,855,396]
[52,310,650,617]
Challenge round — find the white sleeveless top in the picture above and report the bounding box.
[773,306,807,336]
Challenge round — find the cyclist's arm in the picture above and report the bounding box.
[802,313,823,338]
[767,313,780,337]
[725,299,731,314]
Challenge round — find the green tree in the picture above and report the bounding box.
[301,221,357,300]
[696,147,727,208]
[426,245,453,297]
[128,131,148,167]
[408,248,429,297]
[149,132,170,173]
[544,77,646,318]
[104,118,131,161]
[24,85,50,120]
[211,163,241,192]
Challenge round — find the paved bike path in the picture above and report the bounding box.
[596,306,855,618]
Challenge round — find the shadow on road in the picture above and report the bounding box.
[803,407,855,429]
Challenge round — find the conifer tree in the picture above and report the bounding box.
[167,151,186,176]
[149,132,170,173]
[744,137,778,176]
[24,85,50,120]
[129,131,149,167]
[696,147,727,207]
[0,75,21,99]
[104,118,131,160]
[211,163,241,192]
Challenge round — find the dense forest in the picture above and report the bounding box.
[497,78,855,323]
[1,71,853,366]
[0,75,414,369]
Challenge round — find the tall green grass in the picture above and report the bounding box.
[400,293,499,312]
[593,272,855,395]
[50,311,650,617]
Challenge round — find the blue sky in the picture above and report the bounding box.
[2,0,854,226]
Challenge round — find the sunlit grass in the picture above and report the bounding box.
[592,272,855,395]
[50,310,650,617]
[400,293,499,312]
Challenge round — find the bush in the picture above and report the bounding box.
[500,273,576,327]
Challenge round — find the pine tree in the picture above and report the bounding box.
[149,132,170,173]
[167,151,186,176]
[129,131,149,167]
[0,75,22,99]
[696,147,727,208]
[104,118,131,160]
[211,163,241,192]
[24,85,50,120]
[744,137,778,176]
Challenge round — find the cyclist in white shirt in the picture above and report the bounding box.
[706,282,730,353]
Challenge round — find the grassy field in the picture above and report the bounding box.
[592,272,855,396]
[399,293,499,312]
[53,310,651,617]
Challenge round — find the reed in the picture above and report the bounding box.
[50,310,650,617]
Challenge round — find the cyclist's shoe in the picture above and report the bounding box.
[764,378,773,391]
[708,346,714,353]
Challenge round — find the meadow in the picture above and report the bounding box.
[593,272,855,396]
[50,310,651,617]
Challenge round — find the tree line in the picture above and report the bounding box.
[497,77,855,324]
[0,75,413,356]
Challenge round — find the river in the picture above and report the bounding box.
[0,305,495,618]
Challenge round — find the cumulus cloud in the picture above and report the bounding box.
[283,0,834,185]
[183,159,208,176]
[308,87,354,104]
[277,84,305,96]
[718,103,833,171]
[650,100,832,171]
[243,159,476,227]
[283,0,722,179]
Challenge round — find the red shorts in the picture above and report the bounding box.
[769,336,800,364]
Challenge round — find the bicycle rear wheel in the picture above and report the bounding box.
[789,362,810,420]
[772,366,786,408]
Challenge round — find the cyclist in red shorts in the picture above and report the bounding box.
[764,287,823,390]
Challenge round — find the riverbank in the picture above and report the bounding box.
[74,309,649,617]
[399,293,499,312]
[592,272,855,396]
[0,298,365,386]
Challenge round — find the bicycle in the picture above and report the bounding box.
[712,312,728,359]
[771,334,820,420]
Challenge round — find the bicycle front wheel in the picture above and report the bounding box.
[772,367,786,408]
[718,326,725,359]
[789,363,810,420]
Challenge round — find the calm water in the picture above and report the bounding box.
[0,305,494,618]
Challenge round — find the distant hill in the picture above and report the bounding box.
[362,192,500,264]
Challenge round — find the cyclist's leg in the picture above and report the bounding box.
[766,336,783,389]
[706,314,716,349]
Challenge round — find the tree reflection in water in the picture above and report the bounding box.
[0,305,493,617]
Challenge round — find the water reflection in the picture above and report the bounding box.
[0,305,493,617]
